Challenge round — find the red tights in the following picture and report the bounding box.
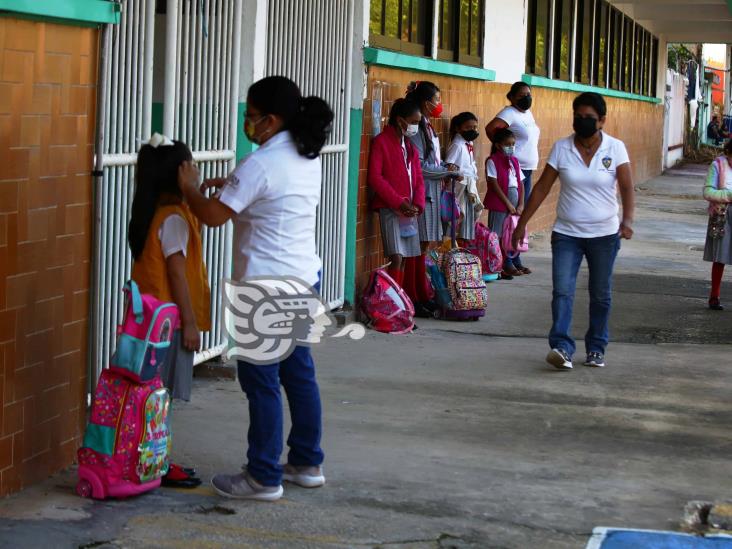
[401,255,432,304]
[710,262,725,302]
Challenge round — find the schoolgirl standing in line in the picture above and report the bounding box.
[404,81,461,317]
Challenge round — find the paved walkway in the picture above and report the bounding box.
[1,164,730,549]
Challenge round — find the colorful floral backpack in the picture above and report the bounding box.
[77,370,172,499]
[110,280,179,383]
[466,222,503,275]
[439,248,488,315]
[360,268,415,334]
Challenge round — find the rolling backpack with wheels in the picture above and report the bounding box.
[466,221,502,282]
[430,180,487,320]
[76,281,178,500]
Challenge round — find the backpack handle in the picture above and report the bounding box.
[124,280,144,324]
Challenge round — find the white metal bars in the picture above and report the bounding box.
[92,0,156,388]
[265,0,355,309]
[167,0,243,363]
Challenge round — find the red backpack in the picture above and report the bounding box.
[360,268,415,334]
[466,222,503,275]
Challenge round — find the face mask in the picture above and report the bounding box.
[516,95,532,111]
[573,116,598,139]
[244,115,267,143]
[461,130,480,142]
[429,102,443,118]
[502,145,515,156]
[404,123,419,137]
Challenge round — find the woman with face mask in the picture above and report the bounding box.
[483,128,525,279]
[513,92,635,372]
[367,99,426,287]
[404,81,461,317]
[485,82,540,274]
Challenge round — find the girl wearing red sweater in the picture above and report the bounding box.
[367,99,425,287]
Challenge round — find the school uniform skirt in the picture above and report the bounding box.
[704,209,732,265]
[161,330,194,401]
[379,208,421,258]
[418,179,443,242]
[487,187,520,237]
[458,201,477,240]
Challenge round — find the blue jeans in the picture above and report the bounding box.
[236,280,324,486]
[549,231,621,356]
[512,170,533,269]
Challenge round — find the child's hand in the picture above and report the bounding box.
[178,161,200,195]
[182,322,200,352]
[201,177,227,194]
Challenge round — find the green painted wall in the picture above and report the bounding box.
[344,108,364,306]
[151,102,163,135]
[0,0,120,26]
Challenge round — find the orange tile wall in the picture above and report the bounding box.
[354,65,664,295]
[0,18,98,496]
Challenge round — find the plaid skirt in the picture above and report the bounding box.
[418,179,443,242]
[379,208,421,257]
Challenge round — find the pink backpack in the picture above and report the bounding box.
[77,370,171,499]
[110,280,179,383]
[466,222,503,275]
[360,268,415,334]
[501,215,529,258]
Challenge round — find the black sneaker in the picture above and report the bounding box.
[583,352,605,368]
[709,299,724,311]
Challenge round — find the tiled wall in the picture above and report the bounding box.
[0,18,98,496]
[354,65,664,294]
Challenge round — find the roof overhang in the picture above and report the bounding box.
[609,0,732,44]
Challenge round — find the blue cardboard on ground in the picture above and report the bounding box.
[589,529,732,549]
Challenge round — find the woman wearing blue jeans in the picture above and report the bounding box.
[513,92,635,370]
[178,76,333,500]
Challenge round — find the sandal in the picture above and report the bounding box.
[162,463,202,488]
[518,266,532,275]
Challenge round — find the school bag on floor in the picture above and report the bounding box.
[77,280,179,500]
[430,180,487,320]
[501,214,529,259]
[360,268,415,334]
[465,222,502,280]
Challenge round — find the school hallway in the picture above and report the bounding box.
[1,164,730,548]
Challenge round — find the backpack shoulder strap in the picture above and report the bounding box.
[125,280,144,324]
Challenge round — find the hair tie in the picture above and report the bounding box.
[139,132,174,149]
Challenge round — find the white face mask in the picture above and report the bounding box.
[405,123,419,137]
[502,145,515,156]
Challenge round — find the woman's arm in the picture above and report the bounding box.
[485,117,509,142]
[179,162,236,227]
[512,164,559,249]
[616,162,635,239]
[166,252,200,352]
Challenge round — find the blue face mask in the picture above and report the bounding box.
[502,145,515,156]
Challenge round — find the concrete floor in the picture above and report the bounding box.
[1,164,731,549]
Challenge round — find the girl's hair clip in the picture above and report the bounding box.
[139,132,174,149]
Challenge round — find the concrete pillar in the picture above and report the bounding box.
[483,0,528,84]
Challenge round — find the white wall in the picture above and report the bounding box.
[483,0,528,84]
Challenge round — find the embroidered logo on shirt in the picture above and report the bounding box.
[602,156,612,169]
[227,173,240,189]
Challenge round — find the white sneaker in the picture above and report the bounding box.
[546,348,573,370]
[211,471,283,501]
[282,464,325,488]
[583,352,605,368]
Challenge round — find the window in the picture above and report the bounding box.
[524,0,659,98]
[526,0,551,77]
[369,0,429,56]
[553,0,573,81]
[575,0,593,84]
[370,0,484,66]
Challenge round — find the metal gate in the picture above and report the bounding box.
[91,0,242,387]
[265,0,355,309]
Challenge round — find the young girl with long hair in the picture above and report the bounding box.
[128,134,211,488]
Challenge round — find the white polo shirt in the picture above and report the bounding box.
[547,132,630,238]
[218,131,322,286]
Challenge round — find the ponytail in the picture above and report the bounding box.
[247,76,334,159]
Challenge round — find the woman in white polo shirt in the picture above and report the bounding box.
[485,82,541,274]
[177,76,333,501]
[513,92,635,371]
